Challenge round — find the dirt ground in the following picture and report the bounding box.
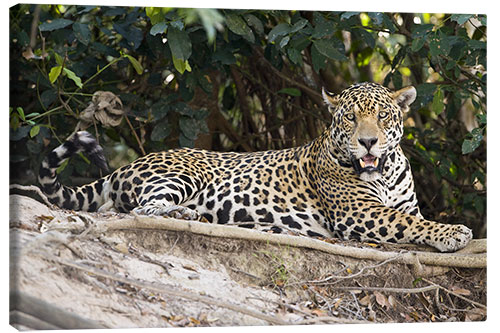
[9,194,486,329]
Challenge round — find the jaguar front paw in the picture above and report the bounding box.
[432,224,473,252]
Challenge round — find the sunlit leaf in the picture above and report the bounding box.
[29,125,40,138]
[432,88,444,115]
[124,54,144,74]
[49,66,62,84]
[63,68,83,88]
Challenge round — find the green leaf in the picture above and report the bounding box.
[416,83,437,106]
[146,7,168,25]
[150,22,167,36]
[411,37,425,52]
[113,23,143,51]
[476,113,486,126]
[151,120,171,141]
[172,102,194,116]
[462,128,484,154]
[268,23,290,43]
[312,12,335,38]
[411,24,434,39]
[16,107,25,121]
[167,27,192,61]
[226,13,255,43]
[62,68,83,88]
[73,22,91,45]
[29,125,40,138]
[432,88,445,115]
[462,139,476,155]
[179,116,199,139]
[290,19,308,33]
[172,55,192,74]
[381,14,397,33]
[49,66,62,84]
[311,42,327,72]
[178,133,194,148]
[39,19,74,32]
[212,48,236,65]
[279,36,290,48]
[340,12,359,20]
[124,54,144,75]
[367,12,384,25]
[16,30,30,47]
[313,39,347,61]
[450,14,473,25]
[287,47,303,66]
[429,36,451,57]
[56,158,69,174]
[54,52,64,66]
[245,14,264,35]
[278,88,301,96]
[468,40,486,50]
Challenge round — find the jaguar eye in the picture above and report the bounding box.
[345,113,355,121]
[378,111,388,119]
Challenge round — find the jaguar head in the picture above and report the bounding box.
[323,82,416,182]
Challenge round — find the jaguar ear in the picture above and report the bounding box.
[322,87,339,113]
[392,86,417,112]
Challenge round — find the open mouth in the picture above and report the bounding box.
[359,154,379,169]
[351,154,387,175]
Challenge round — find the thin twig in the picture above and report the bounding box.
[421,277,486,309]
[124,115,146,156]
[329,285,439,294]
[292,253,403,286]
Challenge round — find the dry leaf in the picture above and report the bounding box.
[114,243,129,254]
[465,308,486,321]
[451,287,472,296]
[359,294,371,306]
[311,308,327,317]
[189,317,201,325]
[388,295,397,308]
[78,91,124,129]
[22,48,35,60]
[374,291,390,309]
[36,215,55,222]
[182,264,198,272]
[409,311,420,321]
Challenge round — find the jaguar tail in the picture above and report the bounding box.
[38,131,109,211]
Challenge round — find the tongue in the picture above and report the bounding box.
[360,155,378,168]
[363,155,376,164]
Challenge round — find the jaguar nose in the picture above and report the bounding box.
[358,137,378,151]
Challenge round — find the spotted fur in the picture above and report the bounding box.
[39,82,472,252]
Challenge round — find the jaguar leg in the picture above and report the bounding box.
[336,205,472,252]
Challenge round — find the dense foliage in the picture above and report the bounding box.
[9,5,486,236]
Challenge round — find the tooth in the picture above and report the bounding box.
[359,159,365,168]
[374,158,379,167]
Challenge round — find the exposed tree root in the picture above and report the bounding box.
[94,215,486,269]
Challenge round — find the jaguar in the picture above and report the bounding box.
[38,82,472,252]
